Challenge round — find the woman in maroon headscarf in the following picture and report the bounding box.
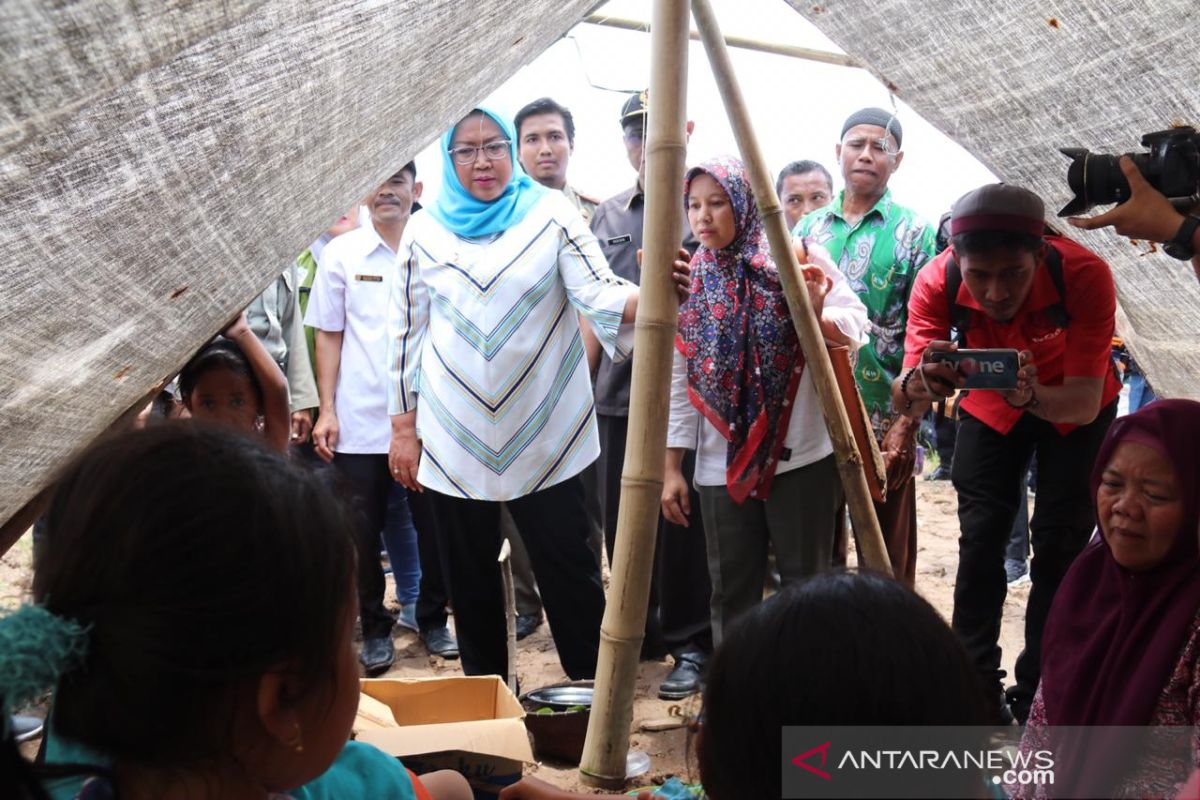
[1011,399,1200,798]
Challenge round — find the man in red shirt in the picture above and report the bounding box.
[891,183,1121,724]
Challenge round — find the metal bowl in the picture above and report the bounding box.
[522,681,594,712]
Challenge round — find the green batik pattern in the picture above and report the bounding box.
[795,189,936,439]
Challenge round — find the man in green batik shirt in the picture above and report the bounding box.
[794,107,936,586]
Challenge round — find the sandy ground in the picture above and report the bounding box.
[0,478,1031,793]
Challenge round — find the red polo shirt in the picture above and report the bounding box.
[903,236,1121,435]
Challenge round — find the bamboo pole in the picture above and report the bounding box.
[691,0,891,575]
[498,539,518,696]
[578,0,690,789]
[582,13,862,69]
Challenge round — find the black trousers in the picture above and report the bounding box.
[596,414,713,659]
[408,489,451,633]
[427,475,605,680]
[332,453,398,640]
[332,453,450,639]
[950,400,1117,713]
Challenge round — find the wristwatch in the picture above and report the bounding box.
[1164,214,1200,260]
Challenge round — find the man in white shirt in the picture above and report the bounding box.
[306,163,455,673]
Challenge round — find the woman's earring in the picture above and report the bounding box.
[285,722,304,754]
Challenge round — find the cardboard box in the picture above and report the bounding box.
[354,676,533,799]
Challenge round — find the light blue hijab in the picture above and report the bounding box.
[428,107,548,238]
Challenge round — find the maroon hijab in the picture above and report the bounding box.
[1039,400,1200,793]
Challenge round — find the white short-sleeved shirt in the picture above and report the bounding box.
[668,258,870,489]
[304,223,395,454]
[387,192,634,501]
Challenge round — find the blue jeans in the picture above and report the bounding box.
[1128,371,1157,412]
[381,482,421,607]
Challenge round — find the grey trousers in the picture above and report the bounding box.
[698,454,842,645]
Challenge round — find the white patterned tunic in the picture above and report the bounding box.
[387,191,634,501]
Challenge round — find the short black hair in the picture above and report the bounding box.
[399,160,417,180]
[514,97,576,146]
[951,229,1044,257]
[775,160,833,198]
[178,338,262,410]
[699,571,992,800]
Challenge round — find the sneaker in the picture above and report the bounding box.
[1005,558,1029,585]
[396,605,419,632]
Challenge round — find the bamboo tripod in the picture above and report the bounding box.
[580,0,890,787]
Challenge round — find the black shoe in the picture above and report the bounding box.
[658,653,705,700]
[421,626,460,660]
[1005,686,1032,725]
[515,613,543,641]
[360,636,395,675]
[925,463,952,481]
[994,689,1016,726]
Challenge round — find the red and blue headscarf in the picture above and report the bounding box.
[676,156,804,503]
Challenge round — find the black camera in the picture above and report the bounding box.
[1058,126,1200,216]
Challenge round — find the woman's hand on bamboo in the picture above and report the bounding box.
[792,237,837,274]
[635,247,693,304]
[801,264,832,318]
[661,448,691,527]
[388,411,423,492]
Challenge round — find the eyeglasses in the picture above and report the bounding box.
[448,140,511,165]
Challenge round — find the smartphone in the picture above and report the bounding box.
[929,348,1021,390]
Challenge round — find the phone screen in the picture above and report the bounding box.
[929,349,1020,390]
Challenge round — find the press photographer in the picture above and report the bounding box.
[891,183,1121,725]
[1061,127,1200,283]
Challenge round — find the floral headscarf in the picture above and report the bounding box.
[676,156,804,503]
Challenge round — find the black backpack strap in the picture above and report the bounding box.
[945,256,971,345]
[1042,241,1071,329]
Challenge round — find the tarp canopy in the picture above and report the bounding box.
[1,0,1197,533]
[783,0,1200,397]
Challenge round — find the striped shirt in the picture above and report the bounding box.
[387,191,634,501]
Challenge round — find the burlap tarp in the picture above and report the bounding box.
[787,0,1200,399]
[2,0,1196,532]
[0,0,596,530]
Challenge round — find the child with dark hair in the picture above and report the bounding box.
[499,571,993,800]
[0,424,470,800]
[179,312,291,452]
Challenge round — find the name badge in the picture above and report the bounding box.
[606,234,632,246]
[355,274,383,283]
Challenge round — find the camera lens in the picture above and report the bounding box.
[1058,149,1131,216]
